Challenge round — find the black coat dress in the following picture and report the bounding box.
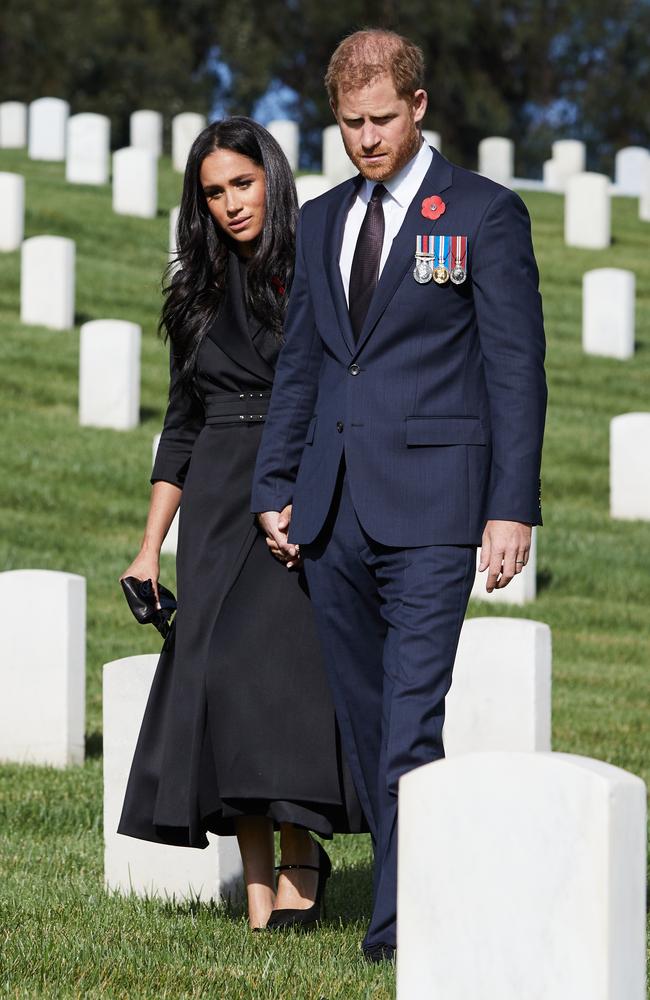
[118,253,363,847]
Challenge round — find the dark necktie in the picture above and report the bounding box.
[348,184,386,342]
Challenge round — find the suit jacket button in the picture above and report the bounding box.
[336,421,344,433]
[348,363,360,376]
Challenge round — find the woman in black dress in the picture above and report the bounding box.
[119,118,362,930]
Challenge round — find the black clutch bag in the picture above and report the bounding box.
[120,576,177,638]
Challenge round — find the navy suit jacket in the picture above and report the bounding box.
[251,148,547,547]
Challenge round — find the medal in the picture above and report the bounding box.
[450,235,468,285]
[433,265,449,285]
[413,259,433,284]
[413,234,434,284]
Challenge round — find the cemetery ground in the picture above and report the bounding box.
[0,147,649,999]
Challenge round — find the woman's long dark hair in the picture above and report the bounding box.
[160,117,298,389]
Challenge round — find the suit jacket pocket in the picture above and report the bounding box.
[405,416,487,446]
[304,415,317,445]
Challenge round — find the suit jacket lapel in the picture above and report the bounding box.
[322,177,361,356]
[352,150,454,357]
[206,252,275,383]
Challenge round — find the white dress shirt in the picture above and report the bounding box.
[339,140,434,303]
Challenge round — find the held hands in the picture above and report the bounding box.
[479,520,532,592]
[258,506,301,569]
[120,548,161,608]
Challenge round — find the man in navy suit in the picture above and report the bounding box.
[253,29,547,961]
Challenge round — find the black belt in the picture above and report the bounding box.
[204,389,272,426]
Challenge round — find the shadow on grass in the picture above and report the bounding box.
[140,406,161,422]
[85,730,103,759]
[325,864,373,924]
[537,569,553,593]
[75,311,94,325]
[155,863,375,927]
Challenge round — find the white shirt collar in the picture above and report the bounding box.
[361,139,433,207]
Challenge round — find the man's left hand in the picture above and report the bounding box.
[479,520,532,592]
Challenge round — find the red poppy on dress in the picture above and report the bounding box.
[271,275,285,295]
[421,195,446,221]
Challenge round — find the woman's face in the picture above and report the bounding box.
[200,148,266,255]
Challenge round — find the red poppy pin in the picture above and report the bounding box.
[421,195,446,221]
[271,275,285,296]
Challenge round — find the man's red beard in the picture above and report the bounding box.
[343,118,421,181]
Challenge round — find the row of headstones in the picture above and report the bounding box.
[481,143,650,247]
[4,98,650,208]
[0,100,206,174]
[2,570,643,996]
[479,136,650,196]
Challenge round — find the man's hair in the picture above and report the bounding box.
[325,29,425,107]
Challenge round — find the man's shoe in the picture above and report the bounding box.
[363,943,396,964]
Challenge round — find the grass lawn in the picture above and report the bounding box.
[0,147,649,998]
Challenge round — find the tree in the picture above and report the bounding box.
[0,0,217,147]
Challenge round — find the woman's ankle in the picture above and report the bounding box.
[247,883,275,928]
[279,824,318,865]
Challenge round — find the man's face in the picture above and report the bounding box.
[333,74,427,182]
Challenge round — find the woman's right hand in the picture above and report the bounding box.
[120,549,161,606]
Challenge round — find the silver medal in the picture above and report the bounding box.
[450,265,467,285]
[413,258,433,284]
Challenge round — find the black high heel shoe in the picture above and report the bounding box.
[266,840,332,931]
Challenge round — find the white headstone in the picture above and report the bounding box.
[422,129,441,152]
[28,97,69,161]
[104,654,243,900]
[583,269,635,360]
[0,101,27,148]
[610,413,650,521]
[130,110,163,158]
[322,124,357,185]
[565,172,611,249]
[471,528,537,605]
[66,112,110,185]
[112,147,158,219]
[615,146,650,196]
[172,112,206,173]
[444,617,551,755]
[295,175,331,207]
[542,158,562,192]
[20,235,75,330]
[0,570,85,767]
[79,320,141,431]
[398,752,646,1000]
[478,137,514,187]
[638,159,650,222]
[0,172,24,251]
[550,139,586,189]
[153,434,179,555]
[267,119,299,172]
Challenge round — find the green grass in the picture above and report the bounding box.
[0,149,649,997]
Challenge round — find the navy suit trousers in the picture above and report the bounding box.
[302,465,476,950]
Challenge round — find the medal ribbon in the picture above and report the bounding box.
[435,235,450,270]
[416,234,435,257]
[452,236,468,272]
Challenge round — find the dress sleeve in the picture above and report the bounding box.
[151,349,204,488]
